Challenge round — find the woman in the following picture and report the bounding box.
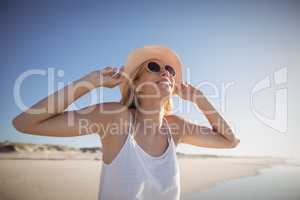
[13,45,240,200]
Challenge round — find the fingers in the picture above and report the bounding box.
[181,81,188,87]
[102,67,114,76]
[174,81,189,95]
[112,65,126,79]
[102,65,124,76]
[175,81,187,89]
[102,67,120,77]
[174,82,182,95]
[111,68,120,78]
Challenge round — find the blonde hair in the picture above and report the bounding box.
[120,64,173,115]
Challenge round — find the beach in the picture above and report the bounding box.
[0,142,289,200]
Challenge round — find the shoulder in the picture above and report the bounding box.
[91,102,131,120]
[164,114,186,145]
[89,102,132,138]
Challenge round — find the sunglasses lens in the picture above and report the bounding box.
[147,62,161,72]
[165,65,176,77]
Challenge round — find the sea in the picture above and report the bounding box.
[183,159,300,200]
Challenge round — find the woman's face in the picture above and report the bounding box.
[133,59,176,100]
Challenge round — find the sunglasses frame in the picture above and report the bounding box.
[144,60,176,77]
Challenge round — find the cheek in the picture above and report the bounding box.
[147,73,160,80]
[135,73,162,92]
[139,75,158,86]
[135,80,156,92]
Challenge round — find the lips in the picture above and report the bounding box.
[156,78,172,87]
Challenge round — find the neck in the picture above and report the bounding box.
[135,97,165,130]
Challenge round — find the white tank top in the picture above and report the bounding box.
[98,111,181,200]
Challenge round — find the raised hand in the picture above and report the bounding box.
[174,82,203,102]
[86,66,125,88]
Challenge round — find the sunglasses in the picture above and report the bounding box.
[145,61,176,77]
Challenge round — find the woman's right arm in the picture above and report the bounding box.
[12,66,128,139]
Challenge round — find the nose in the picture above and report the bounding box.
[160,67,171,79]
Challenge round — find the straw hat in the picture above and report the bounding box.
[119,45,183,105]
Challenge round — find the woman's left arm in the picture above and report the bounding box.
[171,82,240,148]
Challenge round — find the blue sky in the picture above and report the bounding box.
[1,0,299,158]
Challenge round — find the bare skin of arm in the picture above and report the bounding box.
[168,82,240,148]
[12,66,128,139]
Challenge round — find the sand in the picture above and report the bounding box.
[0,155,286,200]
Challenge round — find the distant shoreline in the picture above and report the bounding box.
[0,140,287,161]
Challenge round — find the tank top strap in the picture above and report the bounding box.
[127,109,136,137]
[163,117,174,145]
